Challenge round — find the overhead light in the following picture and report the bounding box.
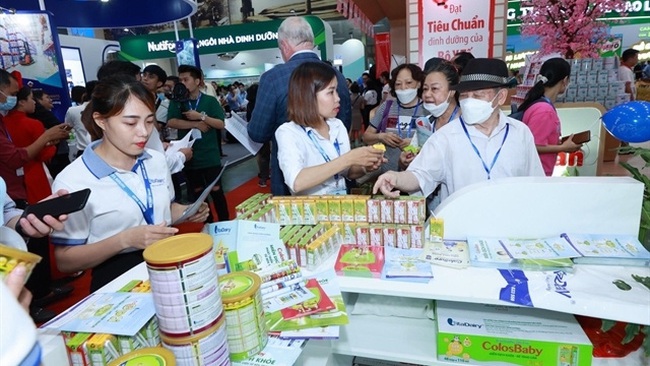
[101,0,109,2]
[123,28,129,32]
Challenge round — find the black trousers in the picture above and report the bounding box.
[91,250,143,293]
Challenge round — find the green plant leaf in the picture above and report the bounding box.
[622,323,641,344]
[642,326,650,357]
[601,319,616,332]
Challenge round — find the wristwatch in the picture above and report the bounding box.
[200,111,206,121]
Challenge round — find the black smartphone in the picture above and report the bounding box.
[20,188,91,221]
[561,130,591,144]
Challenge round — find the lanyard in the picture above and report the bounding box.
[460,118,510,180]
[396,102,421,138]
[187,93,202,111]
[109,160,154,225]
[433,106,459,132]
[302,126,342,186]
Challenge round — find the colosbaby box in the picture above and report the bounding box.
[436,301,592,366]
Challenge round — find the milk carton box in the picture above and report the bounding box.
[436,301,592,366]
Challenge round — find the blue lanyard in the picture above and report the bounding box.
[302,126,342,185]
[460,118,510,180]
[396,102,421,138]
[433,106,459,132]
[187,93,202,111]
[109,160,154,225]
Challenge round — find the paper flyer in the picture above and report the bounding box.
[419,240,470,269]
[206,219,282,273]
[42,292,155,335]
[382,246,433,280]
[280,279,335,320]
[280,326,340,340]
[265,269,348,332]
[263,282,315,313]
[224,112,263,155]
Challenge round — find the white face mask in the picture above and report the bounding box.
[422,92,452,117]
[459,94,499,125]
[395,88,418,104]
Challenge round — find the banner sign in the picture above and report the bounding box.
[418,0,496,66]
[120,16,328,61]
[0,11,71,121]
[374,33,391,76]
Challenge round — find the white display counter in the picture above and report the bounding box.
[40,177,650,365]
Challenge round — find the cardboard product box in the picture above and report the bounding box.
[341,199,355,222]
[382,226,397,248]
[335,244,385,278]
[328,198,342,222]
[586,71,599,85]
[290,200,304,225]
[354,198,368,222]
[436,301,593,366]
[84,333,119,366]
[369,226,383,246]
[597,84,609,99]
[303,200,317,225]
[380,199,394,224]
[315,199,329,222]
[367,199,381,223]
[66,333,92,366]
[591,58,604,70]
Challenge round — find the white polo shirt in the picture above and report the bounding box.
[51,140,174,251]
[64,102,91,152]
[408,111,544,201]
[276,118,351,196]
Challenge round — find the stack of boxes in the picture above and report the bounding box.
[512,57,627,110]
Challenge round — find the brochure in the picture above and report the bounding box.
[172,161,229,224]
[335,245,385,278]
[206,220,284,273]
[231,336,303,366]
[265,270,348,332]
[564,233,650,266]
[42,292,155,336]
[419,239,470,269]
[467,237,574,271]
[280,278,335,320]
[382,246,433,280]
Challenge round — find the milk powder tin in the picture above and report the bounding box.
[219,272,267,361]
[108,347,175,366]
[144,234,222,336]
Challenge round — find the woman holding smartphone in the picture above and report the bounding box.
[516,58,582,176]
[51,76,209,292]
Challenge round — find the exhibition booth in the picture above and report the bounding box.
[1,1,649,366]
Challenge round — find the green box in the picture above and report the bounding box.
[436,301,592,366]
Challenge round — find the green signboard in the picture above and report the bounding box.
[507,0,650,36]
[119,15,327,61]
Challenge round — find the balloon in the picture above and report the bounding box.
[601,101,650,143]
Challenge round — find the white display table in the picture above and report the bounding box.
[40,177,650,366]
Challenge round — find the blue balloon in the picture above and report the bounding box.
[601,101,650,143]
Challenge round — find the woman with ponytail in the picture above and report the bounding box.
[517,58,582,176]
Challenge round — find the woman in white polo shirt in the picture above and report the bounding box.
[275,62,385,196]
[51,76,209,292]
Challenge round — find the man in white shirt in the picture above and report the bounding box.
[64,81,96,158]
[373,58,543,204]
[618,48,639,101]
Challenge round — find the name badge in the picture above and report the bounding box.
[16,167,24,177]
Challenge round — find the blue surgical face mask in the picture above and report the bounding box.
[0,91,17,111]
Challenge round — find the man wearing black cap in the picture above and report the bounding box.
[373,58,543,204]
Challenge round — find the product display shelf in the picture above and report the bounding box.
[40,177,649,365]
